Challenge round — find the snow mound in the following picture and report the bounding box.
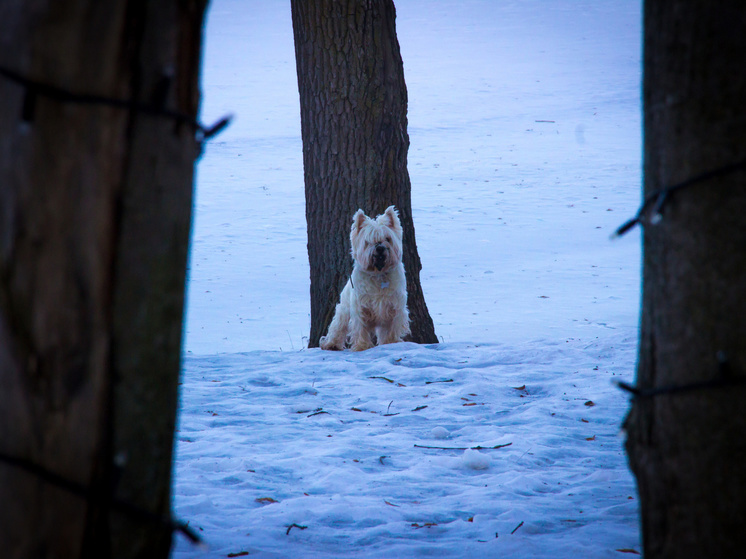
[461,449,491,470]
[431,426,451,439]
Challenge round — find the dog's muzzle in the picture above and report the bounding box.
[373,245,387,271]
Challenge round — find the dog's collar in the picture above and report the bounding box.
[350,273,389,289]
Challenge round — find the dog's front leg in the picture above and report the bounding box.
[320,304,349,350]
[349,313,374,351]
[321,282,354,350]
[377,301,410,345]
[376,323,399,345]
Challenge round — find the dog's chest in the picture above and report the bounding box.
[354,272,400,304]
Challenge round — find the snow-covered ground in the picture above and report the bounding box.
[174,0,643,556]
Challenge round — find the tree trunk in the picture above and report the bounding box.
[291,0,437,347]
[624,1,746,557]
[0,1,206,557]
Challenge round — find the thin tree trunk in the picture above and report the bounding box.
[0,1,207,557]
[625,1,746,557]
[291,0,437,347]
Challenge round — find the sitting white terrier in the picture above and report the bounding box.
[320,205,410,351]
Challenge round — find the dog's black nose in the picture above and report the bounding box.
[373,245,387,270]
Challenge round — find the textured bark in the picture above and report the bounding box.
[291,0,437,347]
[0,1,206,557]
[624,2,746,557]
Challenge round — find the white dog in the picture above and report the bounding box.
[320,205,410,351]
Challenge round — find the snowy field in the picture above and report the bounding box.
[174,0,643,557]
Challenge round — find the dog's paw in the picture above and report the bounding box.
[320,336,343,351]
[350,340,374,352]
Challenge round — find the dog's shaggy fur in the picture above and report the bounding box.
[320,206,410,351]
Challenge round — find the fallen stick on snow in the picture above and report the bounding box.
[286,523,308,535]
[413,443,512,451]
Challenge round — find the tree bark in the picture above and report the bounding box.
[291,0,437,347]
[0,1,206,557]
[625,1,746,557]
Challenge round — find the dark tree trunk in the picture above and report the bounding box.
[291,0,437,347]
[0,1,207,557]
[625,1,746,557]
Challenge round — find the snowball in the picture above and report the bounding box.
[431,426,450,440]
[462,449,491,470]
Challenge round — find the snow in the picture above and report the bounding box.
[174,0,643,557]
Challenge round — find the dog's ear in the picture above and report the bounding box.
[380,205,402,236]
[350,209,367,240]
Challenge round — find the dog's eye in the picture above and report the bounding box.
[386,236,391,243]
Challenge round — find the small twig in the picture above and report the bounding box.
[411,522,439,529]
[414,443,512,451]
[511,521,524,534]
[286,330,295,351]
[286,523,308,535]
[379,455,387,465]
[515,447,532,464]
[307,409,329,418]
[255,497,278,504]
[425,379,454,385]
[369,376,395,383]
